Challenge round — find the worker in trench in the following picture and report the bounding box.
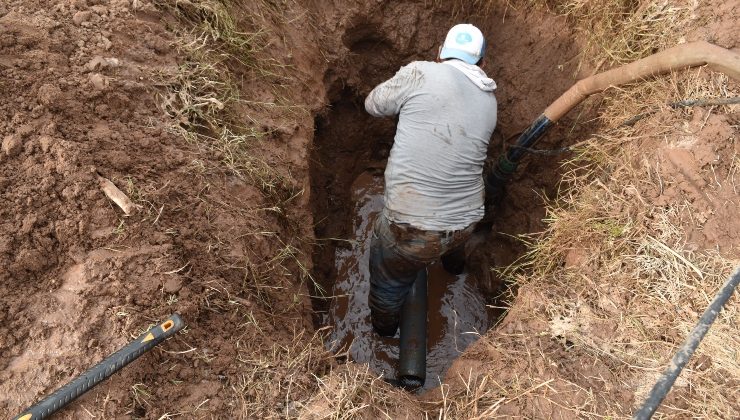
[364,24,498,337]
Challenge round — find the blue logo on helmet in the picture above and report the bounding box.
[456,32,473,44]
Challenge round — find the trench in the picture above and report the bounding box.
[308,2,590,389]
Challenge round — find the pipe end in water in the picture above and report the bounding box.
[399,375,425,391]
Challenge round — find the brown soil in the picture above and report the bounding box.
[1,0,737,418]
[1,0,317,416]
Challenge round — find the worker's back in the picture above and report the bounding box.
[365,60,498,231]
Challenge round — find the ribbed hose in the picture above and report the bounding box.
[487,41,740,205]
[544,41,740,122]
[398,269,428,390]
[634,267,740,419]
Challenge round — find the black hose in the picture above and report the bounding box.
[633,267,740,419]
[485,114,554,204]
[622,96,740,126]
[13,314,185,420]
[398,269,428,391]
[504,114,553,163]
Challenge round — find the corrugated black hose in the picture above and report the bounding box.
[633,267,740,419]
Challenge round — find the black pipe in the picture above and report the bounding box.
[13,314,185,420]
[505,114,554,163]
[633,267,740,419]
[486,114,553,204]
[398,268,428,390]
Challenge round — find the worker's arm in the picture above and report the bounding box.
[365,62,423,117]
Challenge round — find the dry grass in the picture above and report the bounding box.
[600,70,739,128]
[146,0,739,418]
[512,0,695,74]
[154,0,266,67]
[156,53,295,203]
[228,327,413,419]
[154,0,301,205]
[232,330,332,418]
[299,364,412,419]
[511,60,739,415]
[566,1,690,64]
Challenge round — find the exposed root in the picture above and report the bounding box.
[97,174,140,215]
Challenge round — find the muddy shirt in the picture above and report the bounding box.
[365,61,497,231]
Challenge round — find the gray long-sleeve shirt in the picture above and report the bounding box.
[365,60,498,231]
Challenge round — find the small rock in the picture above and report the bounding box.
[163,277,183,294]
[72,10,92,25]
[2,135,22,156]
[94,104,110,115]
[39,135,54,152]
[30,104,45,119]
[89,73,107,90]
[23,139,36,154]
[86,56,105,71]
[91,5,108,15]
[0,233,10,253]
[144,34,169,54]
[101,36,112,50]
[38,83,62,106]
[41,121,57,136]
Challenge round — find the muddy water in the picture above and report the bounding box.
[327,170,490,389]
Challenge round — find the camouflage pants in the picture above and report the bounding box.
[368,213,475,337]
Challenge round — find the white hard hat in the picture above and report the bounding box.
[440,24,486,65]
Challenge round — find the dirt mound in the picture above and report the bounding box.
[1,0,316,416]
[1,0,737,418]
[0,0,191,410]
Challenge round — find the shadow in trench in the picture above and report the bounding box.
[308,0,590,390]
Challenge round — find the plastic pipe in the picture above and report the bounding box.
[398,269,428,390]
[486,115,553,202]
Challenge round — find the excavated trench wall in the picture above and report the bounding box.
[308,0,592,383]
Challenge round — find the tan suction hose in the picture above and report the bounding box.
[544,41,740,122]
[487,41,740,206]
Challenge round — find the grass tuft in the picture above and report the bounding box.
[154,1,299,205]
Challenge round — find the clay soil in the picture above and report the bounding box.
[1,0,738,418]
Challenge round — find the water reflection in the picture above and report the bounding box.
[327,171,489,389]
